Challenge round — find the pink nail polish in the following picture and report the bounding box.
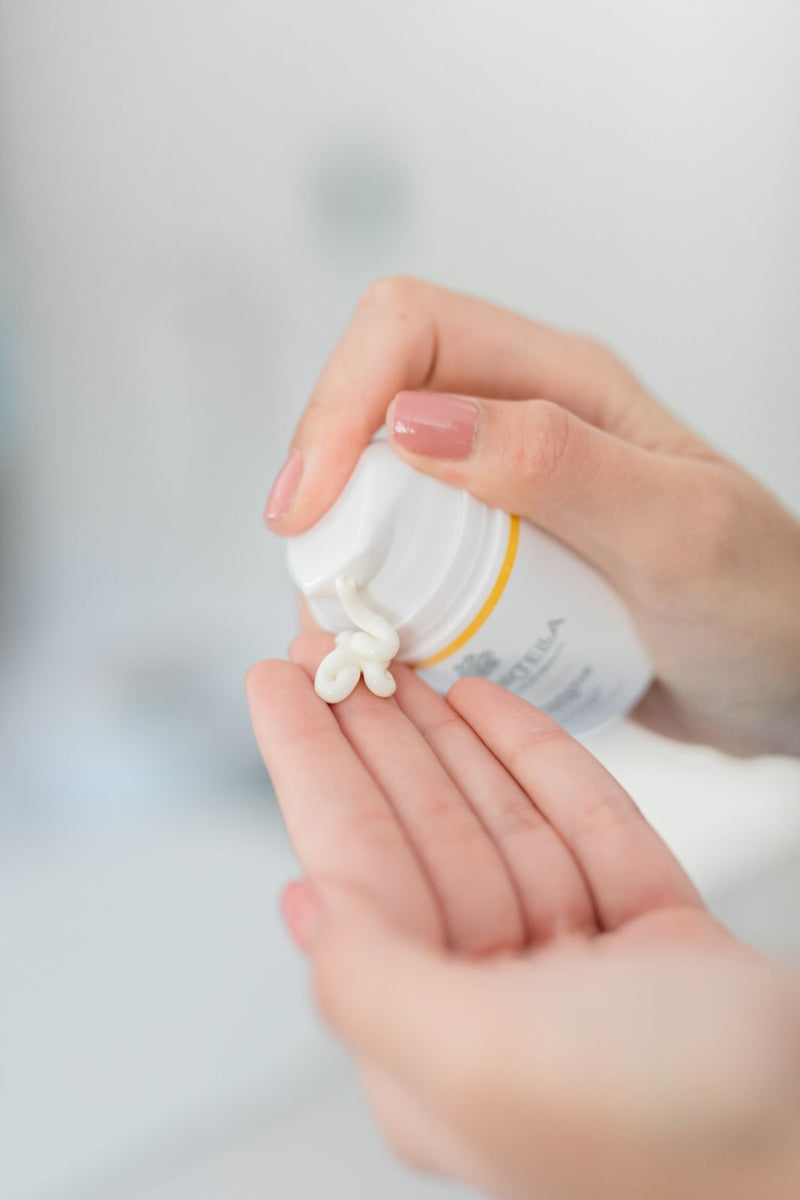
[266,448,303,521]
[390,391,479,460]
[280,881,320,951]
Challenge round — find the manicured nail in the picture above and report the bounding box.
[266,448,303,521]
[280,880,320,951]
[389,391,479,460]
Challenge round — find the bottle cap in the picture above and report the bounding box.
[286,442,502,660]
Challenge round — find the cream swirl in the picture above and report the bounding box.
[314,575,400,704]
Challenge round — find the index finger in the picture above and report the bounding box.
[245,658,442,943]
[267,276,682,536]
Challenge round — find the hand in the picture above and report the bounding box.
[246,637,800,1200]
[265,278,800,756]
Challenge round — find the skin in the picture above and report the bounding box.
[254,280,800,1197]
[246,639,800,1200]
[267,277,800,755]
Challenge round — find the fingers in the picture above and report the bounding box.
[289,633,525,955]
[448,678,703,931]
[245,658,441,942]
[387,390,702,583]
[266,277,689,535]
[391,665,597,943]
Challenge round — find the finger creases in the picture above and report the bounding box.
[391,665,597,944]
[287,633,530,955]
[448,677,703,931]
[245,656,442,943]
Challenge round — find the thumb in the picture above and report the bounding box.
[387,390,692,584]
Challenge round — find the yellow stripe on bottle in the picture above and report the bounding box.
[411,514,520,671]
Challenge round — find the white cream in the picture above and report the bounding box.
[314,575,400,704]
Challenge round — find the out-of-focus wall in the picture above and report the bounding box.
[0,0,798,816]
[2,7,800,1199]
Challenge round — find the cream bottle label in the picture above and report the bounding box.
[413,515,651,736]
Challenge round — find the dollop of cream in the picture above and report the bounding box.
[314,575,400,704]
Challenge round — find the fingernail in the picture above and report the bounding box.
[389,391,479,460]
[280,880,320,951]
[266,448,303,521]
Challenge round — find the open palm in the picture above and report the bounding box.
[246,636,794,1200]
[248,631,712,958]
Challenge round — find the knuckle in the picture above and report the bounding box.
[694,473,742,572]
[574,333,640,394]
[509,400,573,481]
[580,333,624,373]
[635,467,743,607]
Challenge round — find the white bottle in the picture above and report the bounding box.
[286,442,651,736]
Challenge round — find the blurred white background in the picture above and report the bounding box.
[0,3,799,1198]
